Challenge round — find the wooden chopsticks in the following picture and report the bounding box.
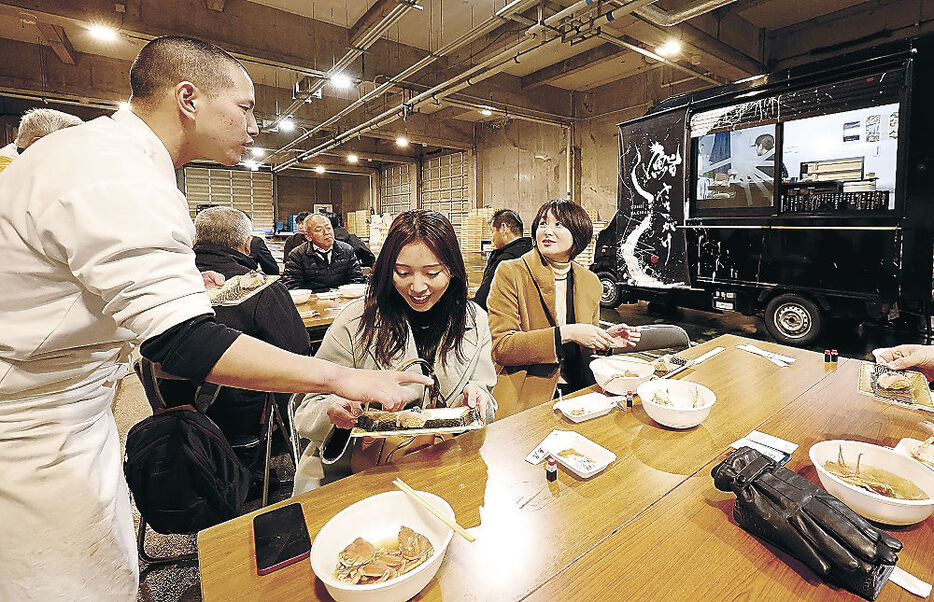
[392,478,475,543]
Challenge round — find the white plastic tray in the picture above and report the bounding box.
[553,392,620,423]
[534,430,616,478]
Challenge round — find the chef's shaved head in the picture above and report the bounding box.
[129,36,246,106]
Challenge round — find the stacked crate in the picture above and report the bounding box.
[460,207,494,253]
[345,210,369,239]
[576,208,605,267]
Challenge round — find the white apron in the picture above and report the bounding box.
[0,109,213,600]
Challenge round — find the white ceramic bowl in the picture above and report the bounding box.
[310,490,455,602]
[339,283,368,298]
[809,440,934,526]
[590,356,655,395]
[288,289,312,304]
[636,380,716,429]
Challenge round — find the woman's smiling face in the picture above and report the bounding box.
[393,241,451,311]
[535,209,573,262]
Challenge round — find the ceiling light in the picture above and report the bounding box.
[88,24,118,41]
[250,147,265,158]
[480,109,493,116]
[314,166,326,174]
[395,136,409,148]
[118,101,131,111]
[279,116,295,132]
[330,73,353,89]
[656,40,682,57]
[347,154,359,164]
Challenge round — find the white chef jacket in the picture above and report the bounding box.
[0,141,16,172]
[0,109,214,600]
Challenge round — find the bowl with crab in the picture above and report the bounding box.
[310,490,455,602]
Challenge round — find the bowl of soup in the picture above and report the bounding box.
[809,439,934,525]
[310,490,454,602]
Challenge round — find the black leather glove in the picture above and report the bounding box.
[712,447,902,600]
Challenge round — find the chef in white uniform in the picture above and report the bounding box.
[0,36,428,601]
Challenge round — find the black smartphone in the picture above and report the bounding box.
[253,502,311,576]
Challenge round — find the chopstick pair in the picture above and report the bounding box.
[392,478,475,543]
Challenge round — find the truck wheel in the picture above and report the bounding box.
[765,293,822,346]
[597,272,621,308]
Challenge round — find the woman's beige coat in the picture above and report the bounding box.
[487,248,602,418]
[292,297,497,493]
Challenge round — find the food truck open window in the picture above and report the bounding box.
[689,97,781,217]
[693,123,780,214]
[780,102,900,214]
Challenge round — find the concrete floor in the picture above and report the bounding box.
[113,250,925,600]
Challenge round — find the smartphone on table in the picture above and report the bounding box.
[253,502,312,576]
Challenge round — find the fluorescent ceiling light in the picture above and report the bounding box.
[656,40,681,57]
[88,25,117,41]
[480,109,493,116]
[279,116,295,132]
[395,136,409,148]
[330,73,353,89]
[347,154,359,164]
[314,166,326,174]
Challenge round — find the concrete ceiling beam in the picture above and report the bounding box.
[35,21,75,65]
[320,149,419,164]
[521,43,628,89]
[0,0,425,82]
[428,105,474,124]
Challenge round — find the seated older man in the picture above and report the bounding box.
[193,206,311,448]
[0,108,82,173]
[281,213,365,291]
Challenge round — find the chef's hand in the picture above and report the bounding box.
[607,323,641,348]
[334,368,431,412]
[560,323,615,350]
[872,344,934,381]
[462,383,491,421]
[201,270,225,289]
[327,398,361,429]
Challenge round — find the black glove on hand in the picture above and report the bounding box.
[712,447,902,600]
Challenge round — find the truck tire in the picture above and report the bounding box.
[597,272,621,308]
[764,293,822,346]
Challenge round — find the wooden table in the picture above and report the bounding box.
[294,294,356,331]
[197,334,932,601]
[527,358,933,601]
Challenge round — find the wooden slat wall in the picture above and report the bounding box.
[183,166,275,230]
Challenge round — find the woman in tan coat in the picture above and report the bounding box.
[487,200,640,418]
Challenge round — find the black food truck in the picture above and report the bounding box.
[591,34,934,345]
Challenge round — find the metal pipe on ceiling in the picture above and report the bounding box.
[634,0,739,26]
[597,31,723,85]
[267,0,420,133]
[262,0,541,168]
[275,0,643,172]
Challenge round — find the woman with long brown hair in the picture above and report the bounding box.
[487,199,640,418]
[292,209,497,493]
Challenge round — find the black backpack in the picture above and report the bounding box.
[124,362,251,535]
